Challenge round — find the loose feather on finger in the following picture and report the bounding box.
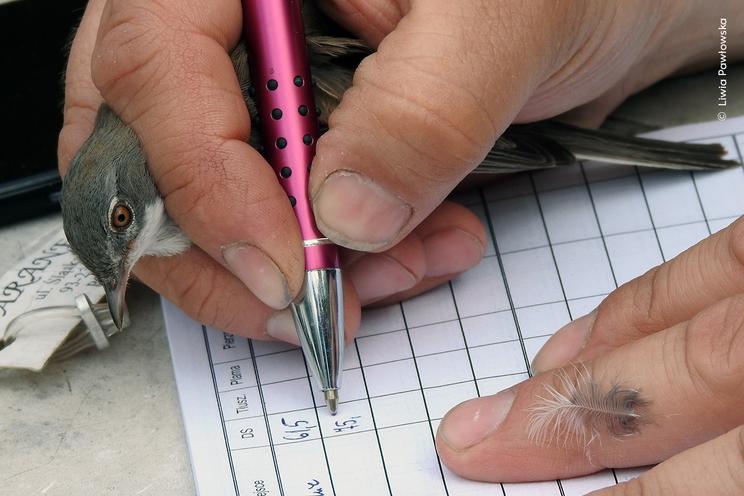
[527,365,650,449]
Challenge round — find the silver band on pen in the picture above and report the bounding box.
[303,237,332,248]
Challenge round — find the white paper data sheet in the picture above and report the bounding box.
[164,117,744,496]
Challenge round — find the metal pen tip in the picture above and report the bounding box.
[324,389,338,415]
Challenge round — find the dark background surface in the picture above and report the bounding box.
[0,0,86,221]
[0,0,87,180]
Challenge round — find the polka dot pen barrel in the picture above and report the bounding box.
[242,0,344,414]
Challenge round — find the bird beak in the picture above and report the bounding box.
[105,268,129,329]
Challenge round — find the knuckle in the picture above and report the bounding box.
[728,216,744,270]
[716,297,744,381]
[137,254,263,336]
[63,97,101,124]
[642,265,671,327]
[157,255,200,307]
[613,476,653,496]
[58,97,103,170]
[167,258,224,326]
[57,120,91,172]
[385,237,427,283]
[671,323,714,405]
[616,265,670,336]
[684,295,744,398]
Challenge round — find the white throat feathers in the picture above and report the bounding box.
[127,198,190,268]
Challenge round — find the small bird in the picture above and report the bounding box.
[61,5,736,328]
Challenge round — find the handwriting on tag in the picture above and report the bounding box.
[0,227,105,371]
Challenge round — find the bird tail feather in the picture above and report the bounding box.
[475,121,738,174]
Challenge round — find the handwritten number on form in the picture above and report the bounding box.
[281,417,318,440]
[333,416,361,433]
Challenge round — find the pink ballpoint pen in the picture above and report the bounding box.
[242,0,343,414]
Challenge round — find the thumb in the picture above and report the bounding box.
[310,0,578,251]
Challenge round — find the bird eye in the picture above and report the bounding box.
[110,203,133,231]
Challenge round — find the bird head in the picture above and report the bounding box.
[61,104,189,329]
[60,31,365,329]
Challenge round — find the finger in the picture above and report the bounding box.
[589,426,744,495]
[316,0,403,46]
[58,0,107,171]
[532,215,744,374]
[262,272,362,346]
[134,247,273,335]
[91,0,304,309]
[133,248,361,344]
[260,200,481,346]
[349,201,486,305]
[437,294,744,482]
[309,0,575,252]
[133,200,481,342]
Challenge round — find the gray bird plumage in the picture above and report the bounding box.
[61,7,737,327]
[62,105,148,285]
[61,105,188,326]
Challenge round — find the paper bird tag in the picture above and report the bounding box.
[0,227,105,371]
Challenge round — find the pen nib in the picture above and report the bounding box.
[324,389,338,415]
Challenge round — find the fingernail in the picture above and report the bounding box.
[222,243,292,310]
[314,170,413,251]
[266,309,300,345]
[438,388,515,451]
[531,310,597,374]
[349,254,418,304]
[423,228,485,278]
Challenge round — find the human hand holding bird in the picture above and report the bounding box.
[59,0,744,492]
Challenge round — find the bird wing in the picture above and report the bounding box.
[227,17,738,175]
[518,121,737,171]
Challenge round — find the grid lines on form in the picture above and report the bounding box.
[451,125,743,494]
[202,327,242,496]
[174,118,744,496]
